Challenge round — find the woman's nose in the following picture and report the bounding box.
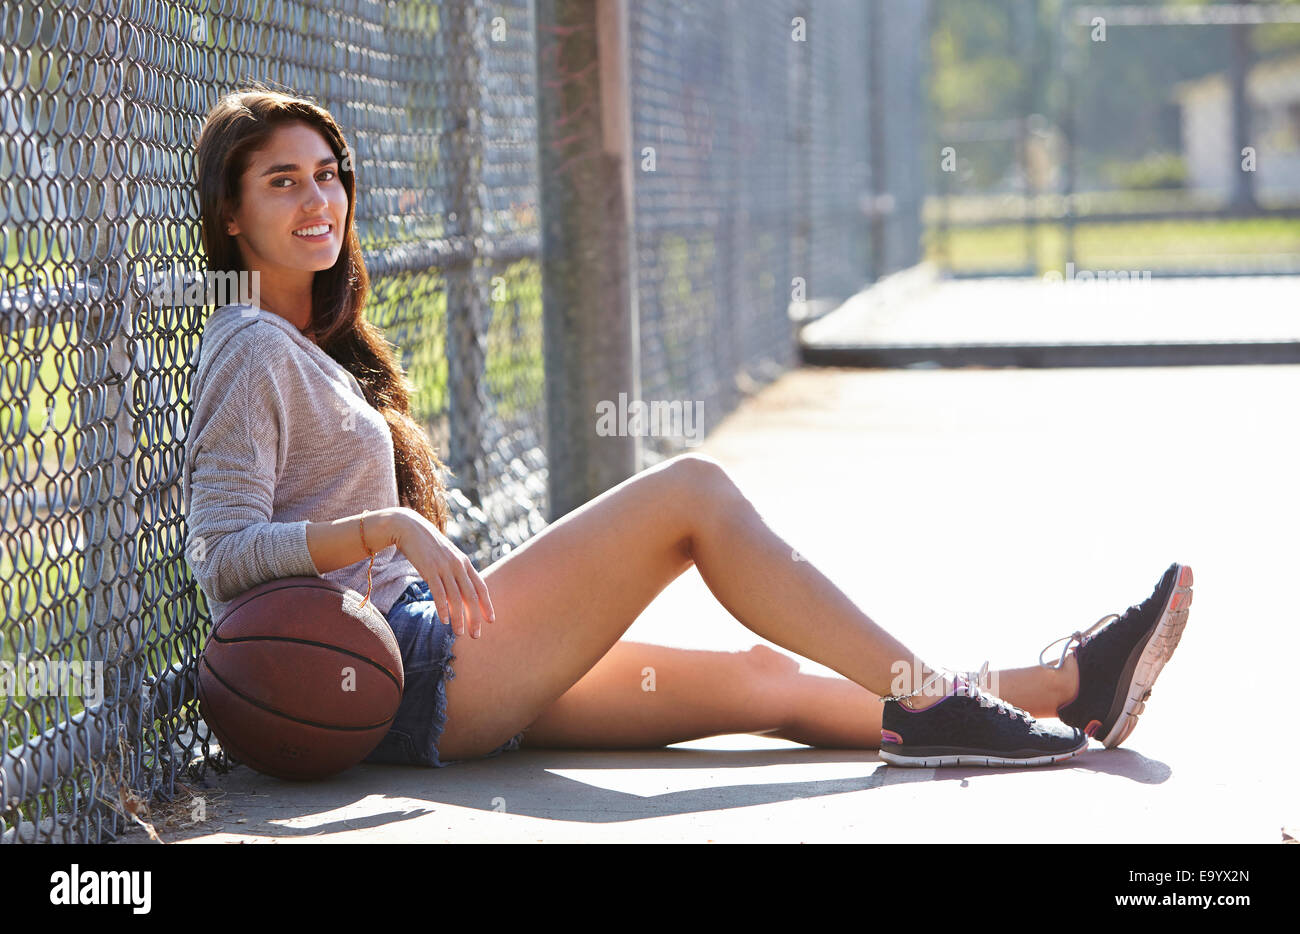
[300,181,331,209]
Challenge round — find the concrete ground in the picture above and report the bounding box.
[799,267,1300,366]
[802,270,1300,347]
[119,278,1299,844]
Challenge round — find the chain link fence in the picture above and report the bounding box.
[630,0,927,462]
[0,0,925,843]
[631,0,805,460]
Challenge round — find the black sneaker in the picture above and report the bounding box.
[1040,562,1193,749]
[880,674,1088,767]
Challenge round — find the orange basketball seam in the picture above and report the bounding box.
[199,656,399,732]
[207,634,402,688]
[213,579,383,630]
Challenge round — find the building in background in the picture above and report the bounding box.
[1176,54,1300,201]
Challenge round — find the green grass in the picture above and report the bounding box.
[394,258,545,429]
[483,258,544,421]
[920,188,1286,225]
[925,217,1300,275]
[658,232,717,387]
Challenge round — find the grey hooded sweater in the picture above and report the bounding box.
[182,304,423,621]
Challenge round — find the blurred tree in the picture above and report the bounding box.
[932,0,1300,194]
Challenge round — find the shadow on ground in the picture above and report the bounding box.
[120,739,1173,844]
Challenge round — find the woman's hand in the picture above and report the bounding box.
[383,507,496,638]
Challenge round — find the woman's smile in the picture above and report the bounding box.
[291,221,334,243]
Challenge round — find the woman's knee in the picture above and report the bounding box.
[666,452,739,509]
[747,643,802,680]
[660,453,742,554]
[744,644,802,731]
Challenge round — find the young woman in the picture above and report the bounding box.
[185,87,1193,772]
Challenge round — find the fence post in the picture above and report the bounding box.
[1060,2,1080,274]
[534,0,640,520]
[876,0,929,276]
[1016,0,1039,274]
[789,1,810,317]
[867,0,884,283]
[718,0,743,420]
[1228,0,1257,212]
[444,0,493,509]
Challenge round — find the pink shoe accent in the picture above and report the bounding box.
[1084,719,1102,738]
[881,729,903,745]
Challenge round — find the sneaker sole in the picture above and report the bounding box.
[878,738,1089,768]
[1098,563,1193,749]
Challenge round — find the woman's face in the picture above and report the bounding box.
[224,121,348,279]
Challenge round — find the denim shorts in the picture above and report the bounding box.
[362,579,527,768]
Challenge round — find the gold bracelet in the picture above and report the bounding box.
[359,511,376,608]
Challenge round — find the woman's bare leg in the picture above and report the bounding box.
[437,453,1077,760]
[520,640,1079,752]
[516,642,801,749]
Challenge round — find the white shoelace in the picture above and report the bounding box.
[888,661,1032,723]
[961,660,991,691]
[1038,613,1120,670]
[953,671,1032,723]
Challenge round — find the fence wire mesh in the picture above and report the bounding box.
[629,0,924,463]
[0,0,922,843]
[631,0,802,460]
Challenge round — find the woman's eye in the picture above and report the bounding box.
[272,170,336,188]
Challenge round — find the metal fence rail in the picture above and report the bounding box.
[0,0,924,843]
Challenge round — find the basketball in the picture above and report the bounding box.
[198,576,405,781]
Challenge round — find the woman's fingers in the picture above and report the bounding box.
[402,530,492,637]
[427,575,456,635]
[441,567,473,640]
[468,563,495,625]
[448,559,488,638]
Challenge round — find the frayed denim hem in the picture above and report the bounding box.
[363,580,527,768]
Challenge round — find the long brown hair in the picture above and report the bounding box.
[194,84,451,532]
